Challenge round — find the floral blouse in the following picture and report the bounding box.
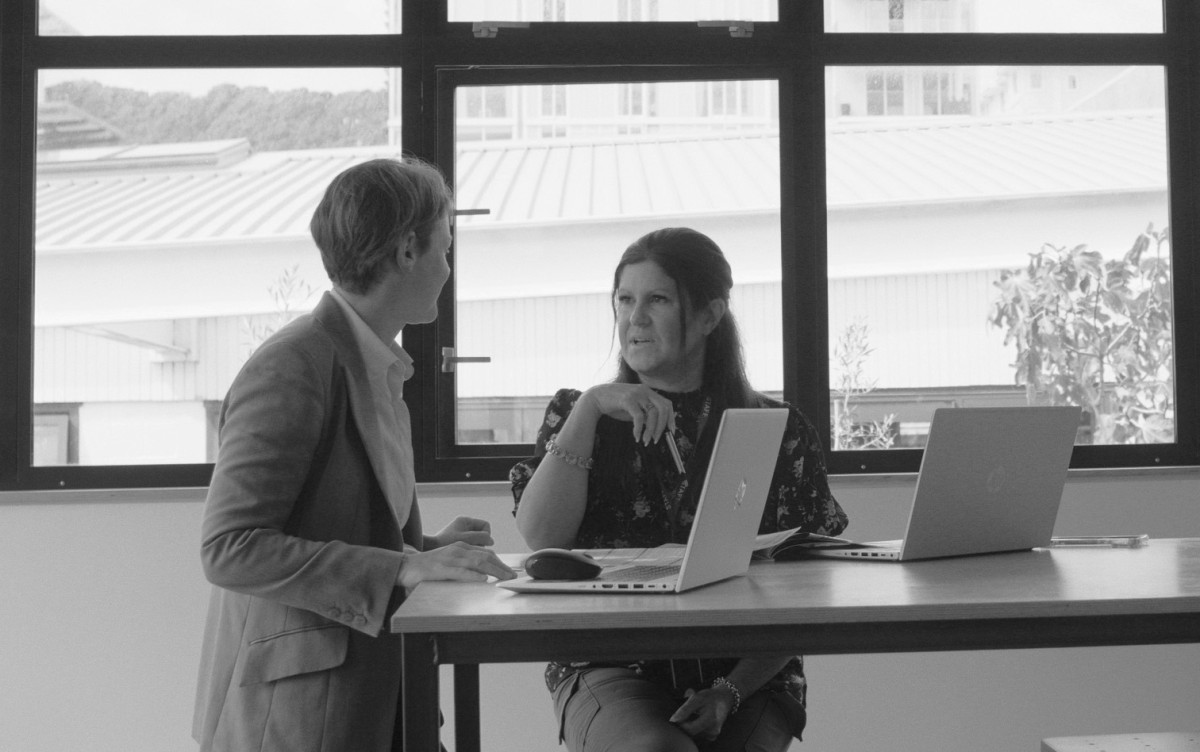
[509,387,849,725]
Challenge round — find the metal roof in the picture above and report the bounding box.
[826,111,1166,209]
[35,147,380,250]
[35,111,1167,249]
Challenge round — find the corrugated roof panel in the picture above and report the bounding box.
[227,156,337,237]
[267,158,356,235]
[558,144,595,220]
[837,130,936,203]
[36,178,118,246]
[972,124,1073,194]
[451,145,508,220]
[123,174,222,244]
[615,141,653,215]
[33,113,1168,248]
[668,139,718,213]
[173,164,289,239]
[1076,118,1164,187]
[933,126,1027,196]
[454,147,490,215]
[43,172,204,247]
[590,143,623,217]
[723,137,780,208]
[77,175,183,245]
[536,144,573,221]
[637,140,685,215]
[825,113,1167,208]
[504,145,550,222]
[483,145,528,222]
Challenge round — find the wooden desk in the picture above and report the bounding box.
[390,538,1200,751]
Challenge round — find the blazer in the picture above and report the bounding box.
[193,293,423,752]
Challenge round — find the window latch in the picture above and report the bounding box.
[472,21,530,38]
[441,347,491,373]
[697,20,754,38]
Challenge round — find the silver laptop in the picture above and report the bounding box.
[806,406,1080,562]
[498,407,789,593]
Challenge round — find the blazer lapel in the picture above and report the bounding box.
[312,293,413,533]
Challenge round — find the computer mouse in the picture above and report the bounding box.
[524,548,603,581]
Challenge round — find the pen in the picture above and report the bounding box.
[1050,535,1149,548]
[664,431,686,474]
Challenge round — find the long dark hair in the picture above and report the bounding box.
[611,228,760,476]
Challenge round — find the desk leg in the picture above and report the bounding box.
[400,634,439,751]
[454,664,481,752]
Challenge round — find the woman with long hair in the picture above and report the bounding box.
[510,227,848,752]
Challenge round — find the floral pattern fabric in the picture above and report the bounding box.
[509,387,849,712]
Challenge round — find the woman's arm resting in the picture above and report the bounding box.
[514,390,603,549]
[668,655,792,740]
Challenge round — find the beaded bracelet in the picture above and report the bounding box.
[711,676,742,715]
[544,437,594,470]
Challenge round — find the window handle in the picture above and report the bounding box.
[472,21,529,38]
[697,20,754,38]
[441,347,491,373]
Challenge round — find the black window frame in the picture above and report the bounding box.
[0,1,1197,491]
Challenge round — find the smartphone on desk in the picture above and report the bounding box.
[1050,535,1149,548]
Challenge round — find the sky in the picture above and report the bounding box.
[39,0,1164,94]
[40,0,393,93]
[44,0,391,36]
[974,0,1161,33]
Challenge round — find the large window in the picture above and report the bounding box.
[827,65,1171,452]
[0,0,1196,489]
[33,67,395,467]
[447,75,782,452]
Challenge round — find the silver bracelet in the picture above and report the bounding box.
[711,676,742,715]
[544,437,594,470]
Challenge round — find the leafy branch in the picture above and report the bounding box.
[831,320,896,450]
[242,265,318,352]
[988,225,1173,444]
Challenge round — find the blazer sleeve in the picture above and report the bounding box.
[200,333,405,636]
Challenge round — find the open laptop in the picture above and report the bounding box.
[804,405,1081,562]
[498,407,789,593]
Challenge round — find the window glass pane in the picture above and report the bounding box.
[40,0,397,35]
[452,79,780,444]
[824,0,1162,34]
[449,0,777,23]
[825,65,1172,449]
[34,68,397,466]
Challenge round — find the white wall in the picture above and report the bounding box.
[1,471,1197,752]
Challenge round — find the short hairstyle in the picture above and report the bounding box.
[310,157,453,294]
[611,227,756,410]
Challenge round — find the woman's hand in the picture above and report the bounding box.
[668,657,790,742]
[668,686,736,742]
[427,515,495,549]
[581,383,676,445]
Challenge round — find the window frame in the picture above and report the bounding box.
[425,63,795,482]
[0,1,1197,491]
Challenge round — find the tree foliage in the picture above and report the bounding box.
[831,320,896,450]
[45,80,389,151]
[989,226,1173,444]
[241,265,319,355]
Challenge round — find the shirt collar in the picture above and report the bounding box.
[330,288,414,381]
